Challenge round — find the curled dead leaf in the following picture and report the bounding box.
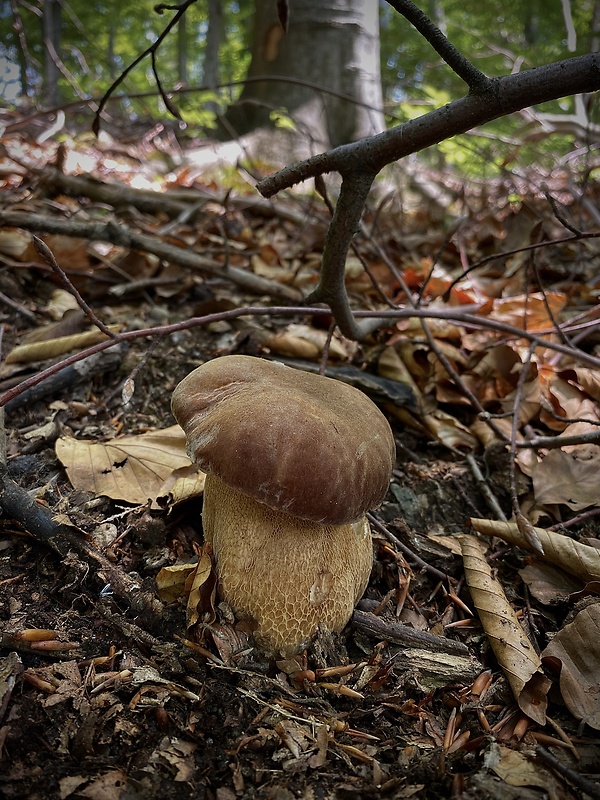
[470,518,600,583]
[264,324,352,361]
[186,547,217,629]
[460,535,550,724]
[156,562,197,604]
[153,464,206,511]
[530,436,600,511]
[516,511,544,555]
[6,326,121,364]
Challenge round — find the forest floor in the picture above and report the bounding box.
[0,112,600,799]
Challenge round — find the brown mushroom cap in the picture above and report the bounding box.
[171,355,395,525]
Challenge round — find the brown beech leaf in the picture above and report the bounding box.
[21,308,85,344]
[491,745,568,798]
[460,535,550,724]
[153,464,206,511]
[530,437,600,511]
[542,602,600,729]
[264,324,352,361]
[518,562,583,605]
[156,562,197,604]
[565,366,600,402]
[186,546,217,629]
[516,511,544,555]
[423,409,477,449]
[56,424,191,505]
[488,291,566,332]
[471,518,600,583]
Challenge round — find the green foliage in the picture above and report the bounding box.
[379,0,598,177]
[380,0,595,104]
[269,109,297,132]
[0,0,594,176]
[0,0,252,118]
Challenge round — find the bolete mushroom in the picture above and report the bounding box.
[171,355,395,655]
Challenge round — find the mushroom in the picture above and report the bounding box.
[171,355,395,655]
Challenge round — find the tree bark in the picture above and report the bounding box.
[220,0,385,150]
[9,0,29,98]
[42,0,61,107]
[177,12,188,85]
[204,0,223,112]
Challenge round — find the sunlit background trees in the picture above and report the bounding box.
[1,0,598,173]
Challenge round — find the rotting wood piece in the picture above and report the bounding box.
[352,609,469,656]
[352,610,480,687]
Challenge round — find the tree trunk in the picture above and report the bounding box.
[220,0,384,151]
[9,0,29,98]
[204,0,223,112]
[177,13,188,85]
[42,0,61,107]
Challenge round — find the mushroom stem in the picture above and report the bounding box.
[202,473,373,655]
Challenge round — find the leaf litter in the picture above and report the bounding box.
[1,120,600,798]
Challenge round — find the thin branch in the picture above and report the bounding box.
[257,55,600,196]
[306,172,377,339]
[3,304,600,411]
[517,429,600,449]
[92,0,198,134]
[6,74,403,136]
[32,236,117,339]
[0,210,302,303]
[254,53,600,339]
[0,290,37,322]
[368,513,450,584]
[384,0,491,91]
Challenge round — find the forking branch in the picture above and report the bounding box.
[256,1,600,340]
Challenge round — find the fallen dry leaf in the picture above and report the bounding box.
[5,326,121,364]
[186,546,217,629]
[566,366,600,402]
[77,769,127,800]
[530,434,600,512]
[460,535,550,724]
[156,562,197,604]
[538,372,590,430]
[470,518,600,583]
[491,744,569,799]
[423,408,477,449]
[153,464,206,510]
[542,602,600,729]
[148,738,197,782]
[488,291,567,333]
[264,323,352,361]
[518,562,583,605]
[56,424,191,505]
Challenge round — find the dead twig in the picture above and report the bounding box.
[465,454,507,522]
[352,609,469,656]
[535,745,600,800]
[32,236,117,339]
[0,210,302,304]
[367,513,450,584]
[4,304,600,411]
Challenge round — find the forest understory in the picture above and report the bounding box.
[0,111,600,800]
